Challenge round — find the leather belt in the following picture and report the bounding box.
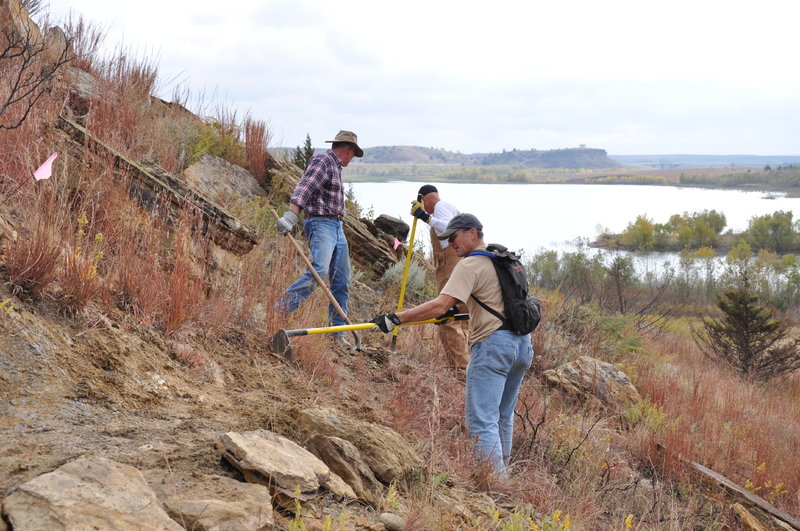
[306,214,344,220]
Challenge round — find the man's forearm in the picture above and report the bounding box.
[397,294,458,323]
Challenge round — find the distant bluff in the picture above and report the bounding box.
[356,145,621,169]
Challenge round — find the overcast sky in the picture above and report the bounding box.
[44,0,799,155]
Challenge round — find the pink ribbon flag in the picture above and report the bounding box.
[33,152,58,181]
[393,237,401,250]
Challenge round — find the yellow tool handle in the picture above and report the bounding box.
[392,216,418,341]
[284,314,468,337]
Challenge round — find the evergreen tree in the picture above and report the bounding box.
[694,241,800,381]
[292,133,315,170]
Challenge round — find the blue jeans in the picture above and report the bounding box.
[276,218,351,334]
[465,329,533,479]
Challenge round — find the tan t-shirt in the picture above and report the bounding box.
[441,249,505,346]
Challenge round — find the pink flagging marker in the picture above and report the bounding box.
[33,152,58,180]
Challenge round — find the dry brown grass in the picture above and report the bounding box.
[59,238,104,315]
[635,334,800,514]
[4,190,65,300]
[84,53,158,160]
[163,209,206,336]
[244,116,272,190]
[105,209,168,324]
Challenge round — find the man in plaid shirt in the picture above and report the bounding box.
[275,130,363,344]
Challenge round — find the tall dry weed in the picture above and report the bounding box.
[244,116,272,190]
[163,209,206,336]
[0,23,67,198]
[104,207,168,324]
[58,211,106,315]
[4,189,65,300]
[84,51,158,159]
[59,15,103,72]
[251,233,346,386]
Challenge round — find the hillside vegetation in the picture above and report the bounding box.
[2,2,800,530]
[356,146,619,170]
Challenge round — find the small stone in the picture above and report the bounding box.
[379,512,405,531]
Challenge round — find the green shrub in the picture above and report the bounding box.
[623,396,666,433]
[187,119,245,166]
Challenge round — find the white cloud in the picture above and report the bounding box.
[43,0,800,154]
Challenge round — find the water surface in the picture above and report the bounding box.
[348,182,800,260]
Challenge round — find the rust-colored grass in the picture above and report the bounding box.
[4,191,65,300]
[635,334,800,513]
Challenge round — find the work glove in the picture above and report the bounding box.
[410,200,431,222]
[276,210,299,235]
[434,306,459,325]
[371,313,401,333]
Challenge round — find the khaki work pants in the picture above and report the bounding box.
[431,228,470,369]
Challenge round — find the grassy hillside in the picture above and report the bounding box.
[359,145,476,164]
[355,145,620,169]
[2,3,800,529]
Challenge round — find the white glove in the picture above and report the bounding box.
[276,210,299,235]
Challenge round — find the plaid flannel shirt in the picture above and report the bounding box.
[290,150,345,217]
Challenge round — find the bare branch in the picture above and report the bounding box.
[0,12,72,130]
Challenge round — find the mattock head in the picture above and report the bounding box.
[271,329,292,359]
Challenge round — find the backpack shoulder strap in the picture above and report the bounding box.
[466,250,495,258]
[465,250,508,326]
[470,293,507,325]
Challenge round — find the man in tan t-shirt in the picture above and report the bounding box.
[370,213,534,480]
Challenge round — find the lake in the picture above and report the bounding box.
[347,181,800,262]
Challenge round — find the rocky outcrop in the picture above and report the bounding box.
[183,154,266,202]
[56,116,258,257]
[481,147,622,169]
[542,355,642,410]
[216,429,356,509]
[145,469,274,531]
[307,434,384,506]
[373,214,410,242]
[344,214,400,277]
[298,407,422,484]
[1,455,181,530]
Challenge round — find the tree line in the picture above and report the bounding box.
[614,209,800,254]
[527,239,800,382]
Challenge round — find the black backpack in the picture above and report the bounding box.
[466,244,542,335]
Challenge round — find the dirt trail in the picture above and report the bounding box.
[0,291,401,507]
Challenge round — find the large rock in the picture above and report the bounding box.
[57,117,259,257]
[373,214,410,242]
[183,154,267,202]
[65,66,101,105]
[145,470,274,531]
[1,455,181,530]
[343,213,399,277]
[542,355,642,409]
[5,0,41,44]
[216,429,356,509]
[298,408,421,484]
[306,435,383,505]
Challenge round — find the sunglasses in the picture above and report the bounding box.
[447,230,463,244]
